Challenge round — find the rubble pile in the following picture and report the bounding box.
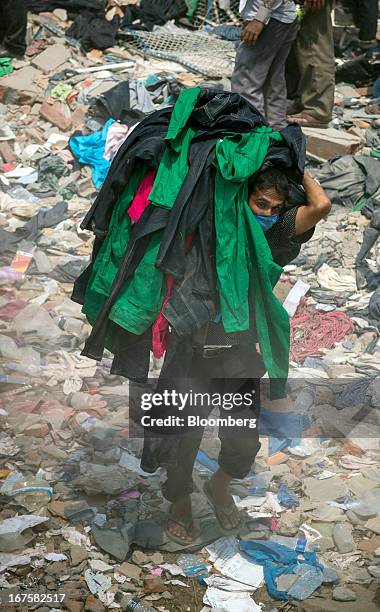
[0,3,379,611]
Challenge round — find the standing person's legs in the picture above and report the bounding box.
[163,345,265,541]
[0,2,6,48]
[289,1,335,125]
[0,0,27,57]
[231,19,293,120]
[203,347,264,530]
[204,376,261,531]
[354,0,378,47]
[162,427,206,543]
[161,369,215,543]
[262,19,298,130]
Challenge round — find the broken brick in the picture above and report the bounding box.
[24,423,50,438]
[40,100,72,132]
[0,142,16,164]
[0,66,41,105]
[302,127,362,161]
[144,575,166,594]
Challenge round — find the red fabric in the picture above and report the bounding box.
[128,169,156,223]
[151,235,194,358]
[290,300,355,363]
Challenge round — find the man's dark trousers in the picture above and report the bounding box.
[0,0,27,57]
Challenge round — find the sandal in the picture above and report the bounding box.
[287,111,329,129]
[164,508,195,546]
[203,481,242,535]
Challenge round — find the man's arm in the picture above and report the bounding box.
[241,0,280,45]
[304,0,325,11]
[294,171,331,235]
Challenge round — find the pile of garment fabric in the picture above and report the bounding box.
[122,0,188,31]
[72,88,307,394]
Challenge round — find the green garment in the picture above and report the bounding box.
[185,0,198,18]
[89,165,145,300]
[148,87,201,210]
[109,230,166,333]
[83,163,167,334]
[214,128,282,331]
[0,57,13,78]
[214,128,290,392]
[51,83,72,101]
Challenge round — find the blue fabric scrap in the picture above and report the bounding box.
[240,539,323,600]
[70,118,114,189]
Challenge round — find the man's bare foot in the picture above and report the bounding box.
[166,495,194,544]
[206,470,241,531]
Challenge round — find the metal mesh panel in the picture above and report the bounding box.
[193,0,242,28]
[121,28,236,77]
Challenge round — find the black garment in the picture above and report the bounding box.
[26,0,105,12]
[66,12,119,52]
[80,107,172,238]
[369,288,380,325]
[89,81,147,124]
[141,345,265,488]
[313,154,380,209]
[336,45,380,86]
[50,259,89,283]
[0,201,68,261]
[163,236,217,337]
[0,0,27,56]
[362,197,380,220]
[122,0,187,32]
[356,210,380,289]
[191,88,265,133]
[266,206,314,267]
[157,139,216,280]
[110,325,152,381]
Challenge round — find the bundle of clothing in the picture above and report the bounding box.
[72,88,308,396]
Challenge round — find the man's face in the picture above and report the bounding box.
[248,187,284,216]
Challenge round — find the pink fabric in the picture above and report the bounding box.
[151,275,174,358]
[151,235,194,358]
[128,169,156,223]
[104,122,131,161]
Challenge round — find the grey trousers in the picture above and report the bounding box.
[231,18,298,130]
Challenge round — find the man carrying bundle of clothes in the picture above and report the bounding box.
[72,87,331,545]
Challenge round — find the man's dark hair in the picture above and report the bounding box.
[249,168,290,200]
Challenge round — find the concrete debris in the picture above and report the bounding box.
[32,44,72,74]
[332,586,357,601]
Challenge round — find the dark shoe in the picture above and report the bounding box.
[0,46,24,59]
[287,100,302,116]
[359,39,378,51]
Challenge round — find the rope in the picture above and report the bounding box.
[290,300,355,363]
